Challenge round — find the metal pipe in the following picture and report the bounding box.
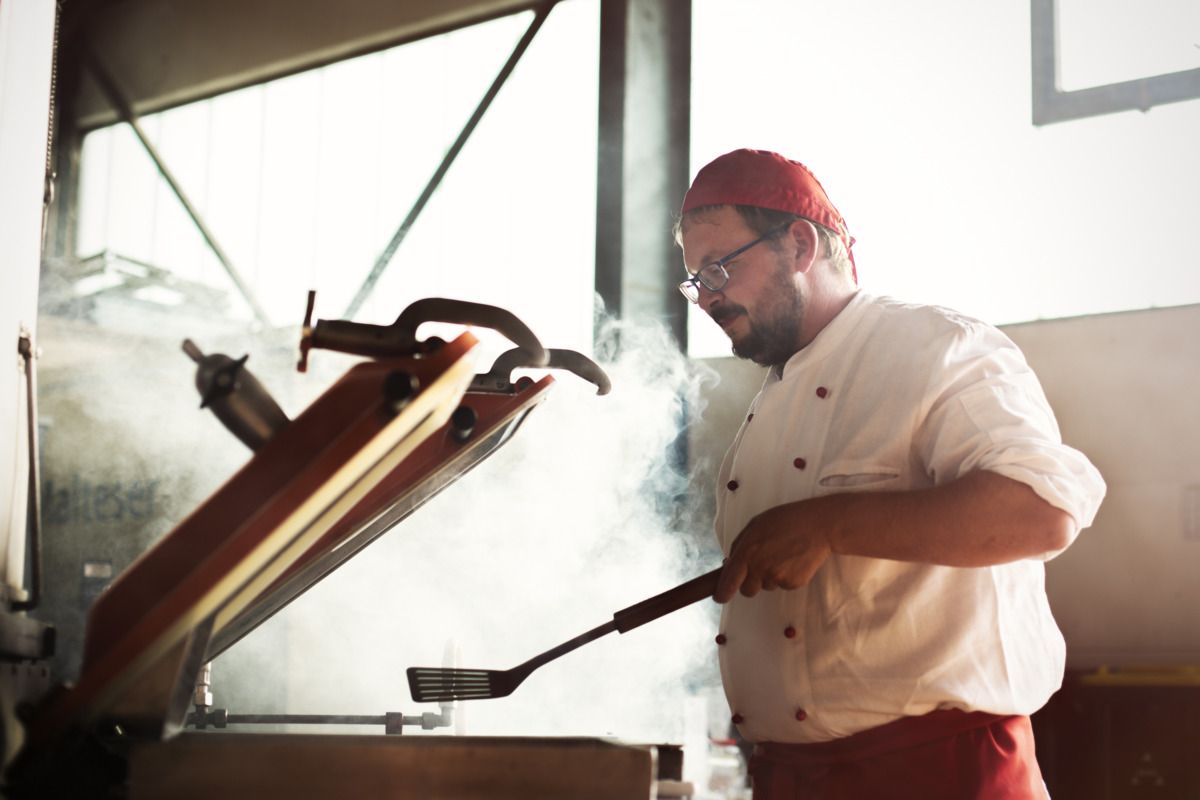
[227,714,388,726]
[12,330,42,612]
[193,661,213,710]
[187,711,453,734]
[342,1,559,319]
[84,54,272,327]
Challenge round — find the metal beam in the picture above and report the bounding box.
[70,0,547,130]
[344,2,557,319]
[85,55,273,327]
[1031,0,1200,126]
[595,0,690,348]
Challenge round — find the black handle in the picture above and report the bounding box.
[310,319,415,359]
[611,567,722,634]
[394,298,548,366]
[476,347,612,395]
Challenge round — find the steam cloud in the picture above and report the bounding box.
[37,283,738,794]
[214,298,728,747]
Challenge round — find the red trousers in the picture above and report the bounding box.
[748,710,1048,799]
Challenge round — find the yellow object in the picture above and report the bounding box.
[1079,665,1200,687]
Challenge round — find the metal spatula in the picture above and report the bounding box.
[407,566,721,702]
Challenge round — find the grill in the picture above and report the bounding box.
[11,297,690,799]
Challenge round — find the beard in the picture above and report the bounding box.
[727,261,804,367]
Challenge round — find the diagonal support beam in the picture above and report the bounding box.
[86,54,272,327]
[343,1,559,319]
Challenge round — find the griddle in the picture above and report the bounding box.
[22,296,609,751]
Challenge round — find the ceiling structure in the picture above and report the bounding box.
[66,0,543,129]
[53,0,692,344]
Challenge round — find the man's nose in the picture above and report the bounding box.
[699,283,724,310]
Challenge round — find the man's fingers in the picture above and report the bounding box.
[715,561,748,603]
[765,570,793,591]
[719,527,833,601]
[740,560,766,597]
[771,563,808,591]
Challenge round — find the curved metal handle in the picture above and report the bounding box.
[302,295,549,366]
[478,347,611,395]
[394,298,548,366]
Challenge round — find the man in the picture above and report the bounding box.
[677,149,1105,798]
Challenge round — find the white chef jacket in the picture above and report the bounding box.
[714,291,1105,744]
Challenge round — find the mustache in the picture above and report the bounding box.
[709,305,746,325]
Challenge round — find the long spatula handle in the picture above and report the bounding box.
[611,567,722,633]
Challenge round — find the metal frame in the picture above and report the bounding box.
[595,0,691,348]
[80,4,562,327]
[85,55,273,327]
[1031,0,1200,125]
[74,1,693,340]
[344,1,559,318]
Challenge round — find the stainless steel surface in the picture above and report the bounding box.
[130,733,657,800]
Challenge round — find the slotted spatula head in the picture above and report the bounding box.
[406,570,721,704]
[407,666,523,702]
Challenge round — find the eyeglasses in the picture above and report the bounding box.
[678,221,793,303]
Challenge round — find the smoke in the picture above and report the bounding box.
[34,274,368,687]
[35,304,268,682]
[215,298,727,745]
[38,279,738,780]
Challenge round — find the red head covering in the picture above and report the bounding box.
[681,149,857,281]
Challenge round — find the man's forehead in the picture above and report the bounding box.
[681,208,754,266]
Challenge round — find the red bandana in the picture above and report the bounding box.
[682,149,857,281]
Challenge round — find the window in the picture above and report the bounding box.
[42,0,609,723]
[687,0,1200,357]
[71,4,598,359]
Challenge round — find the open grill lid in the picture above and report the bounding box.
[30,297,609,746]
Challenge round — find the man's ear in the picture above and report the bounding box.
[789,218,820,274]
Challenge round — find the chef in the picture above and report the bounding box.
[677,149,1105,798]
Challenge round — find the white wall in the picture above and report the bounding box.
[0,0,58,595]
[690,305,1200,669]
[688,0,1200,355]
[1006,304,1200,667]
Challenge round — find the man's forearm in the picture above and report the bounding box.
[716,469,1076,601]
[821,469,1075,566]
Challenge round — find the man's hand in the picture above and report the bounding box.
[715,499,836,603]
[712,471,1078,604]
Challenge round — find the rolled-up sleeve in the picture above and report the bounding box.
[915,323,1106,547]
